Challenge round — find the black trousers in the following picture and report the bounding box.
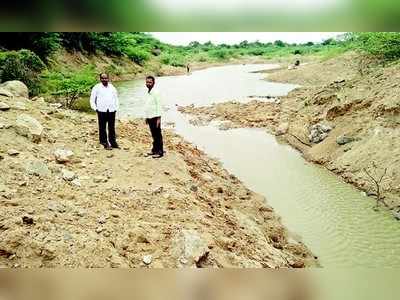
[147,117,163,154]
[97,110,117,146]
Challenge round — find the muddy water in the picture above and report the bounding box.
[116,64,400,267]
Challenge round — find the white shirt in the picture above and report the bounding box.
[145,88,162,119]
[90,83,119,112]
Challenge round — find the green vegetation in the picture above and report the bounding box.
[0,32,399,110]
[0,49,46,95]
[40,65,97,108]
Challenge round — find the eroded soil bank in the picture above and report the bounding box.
[179,52,400,214]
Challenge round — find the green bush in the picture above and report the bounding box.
[0,49,46,95]
[208,49,231,60]
[41,65,97,108]
[353,32,400,60]
[125,47,150,65]
[160,53,186,67]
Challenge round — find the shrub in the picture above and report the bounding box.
[125,47,150,65]
[0,49,46,95]
[41,65,97,108]
[353,32,400,61]
[160,53,186,67]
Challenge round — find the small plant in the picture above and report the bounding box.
[363,162,390,209]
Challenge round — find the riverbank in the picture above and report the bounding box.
[178,52,400,216]
[0,81,315,268]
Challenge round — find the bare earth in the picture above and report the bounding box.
[0,83,315,268]
[179,52,400,214]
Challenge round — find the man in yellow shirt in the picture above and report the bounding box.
[144,76,164,158]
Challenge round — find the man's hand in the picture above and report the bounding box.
[156,117,161,128]
[145,119,148,125]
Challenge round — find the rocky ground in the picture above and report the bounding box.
[179,52,400,217]
[0,80,315,268]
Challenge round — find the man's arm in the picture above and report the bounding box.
[89,85,97,111]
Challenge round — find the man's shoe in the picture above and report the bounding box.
[102,143,112,150]
[152,152,164,159]
[111,144,120,149]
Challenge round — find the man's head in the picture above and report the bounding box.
[146,76,155,90]
[100,73,109,86]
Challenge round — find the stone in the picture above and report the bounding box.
[98,216,107,224]
[276,122,289,135]
[7,149,19,156]
[25,160,51,177]
[0,102,10,111]
[393,211,400,221]
[200,173,213,182]
[15,114,43,143]
[309,123,332,143]
[190,185,198,192]
[336,135,355,145]
[12,102,27,111]
[71,179,81,187]
[22,216,34,225]
[0,81,29,98]
[61,169,76,181]
[0,88,14,98]
[94,176,107,183]
[143,255,152,265]
[54,149,74,163]
[172,229,209,267]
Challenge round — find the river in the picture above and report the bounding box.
[115,64,400,268]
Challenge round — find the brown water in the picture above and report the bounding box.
[116,64,400,268]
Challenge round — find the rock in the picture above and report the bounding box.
[172,229,209,267]
[218,121,233,131]
[12,102,27,111]
[190,185,198,192]
[276,122,289,135]
[15,114,43,143]
[94,176,107,183]
[393,211,400,221]
[336,135,355,145]
[22,216,34,225]
[0,102,10,111]
[0,182,7,193]
[0,88,14,98]
[98,216,107,224]
[200,173,213,182]
[61,169,76,181]
[143,255,152,265]
[71,179,81,187]
[0,81,29,98]
[25,160,51,177]
[7,149,19,156]
[54,149,74,163]
[309,123,332,143]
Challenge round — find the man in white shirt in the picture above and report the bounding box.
[90,73,119,150]
[144,75,164,158]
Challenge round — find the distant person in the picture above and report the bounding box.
[144,76,164,158]
[294,59,300,67]
[186,63,191,74]
[90,73,119,150]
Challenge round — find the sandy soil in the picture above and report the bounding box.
[0,83,315,268]
[179,52,400,215]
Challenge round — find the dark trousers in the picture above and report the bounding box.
[147,117,163,154]
[97,110,117,146]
